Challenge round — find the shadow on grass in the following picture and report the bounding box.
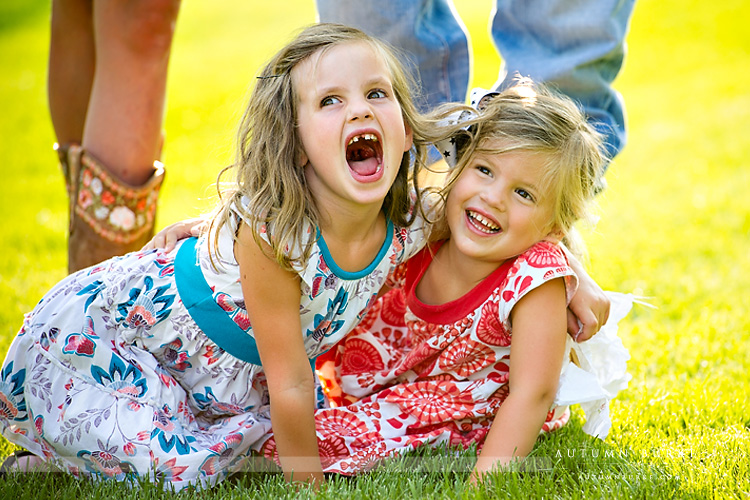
[0,0,48,33]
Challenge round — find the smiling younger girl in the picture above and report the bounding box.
[303,81,632,480]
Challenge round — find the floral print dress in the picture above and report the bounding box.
[264,241,632,474]
[0,204,425,489]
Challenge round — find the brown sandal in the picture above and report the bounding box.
[56,143,165,273]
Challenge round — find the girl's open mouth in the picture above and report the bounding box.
[346,133,384,182]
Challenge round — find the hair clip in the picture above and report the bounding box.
[256,74,284,80]
[435,88,498,167]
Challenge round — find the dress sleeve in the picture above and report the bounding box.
[395,188,444,264]
[229,196,314,277]
[496,241,578,328]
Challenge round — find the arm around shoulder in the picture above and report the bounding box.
[142,217,207,252]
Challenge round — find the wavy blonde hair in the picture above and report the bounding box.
[428,79,608,256]
[208,23,453,270]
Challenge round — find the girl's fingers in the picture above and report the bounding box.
[142,218,207,252]
[570,308,599,342]
[164,229,178,253]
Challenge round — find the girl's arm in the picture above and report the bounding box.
[561,246,610,342]
[235,223,324,485]
[470,278,568,483]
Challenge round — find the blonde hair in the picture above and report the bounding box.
[209,23,449,270]
[429,79,607,255]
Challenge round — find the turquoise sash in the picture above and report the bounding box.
[174,238,326,373]
[175,237,263,365]
[175,237,318,371]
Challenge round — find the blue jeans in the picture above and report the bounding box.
[316,0,635,160]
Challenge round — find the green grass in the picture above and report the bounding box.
[1,0,749,498]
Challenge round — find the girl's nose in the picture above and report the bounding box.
[348,98,373,121]
[480,185,506,211]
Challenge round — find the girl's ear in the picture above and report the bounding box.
[544,226,565,244]
[403,121,413,152]
[296,149,308,168]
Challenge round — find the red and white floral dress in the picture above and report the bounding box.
[257,240,632,473]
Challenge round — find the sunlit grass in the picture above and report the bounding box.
[1,0,748,497]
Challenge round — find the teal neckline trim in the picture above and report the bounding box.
[316,219,394,280]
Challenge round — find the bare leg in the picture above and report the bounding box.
[83,0,180,185]
[0,452,51,473]
[48,0,95,146]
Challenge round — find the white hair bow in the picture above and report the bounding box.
[434,88,499,167]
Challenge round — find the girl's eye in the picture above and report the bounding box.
[515,189,535,202]
[321,96,341,107]
[368,89,387,99]
[475,165,492,176]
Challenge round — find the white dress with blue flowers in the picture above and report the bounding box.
[0,206,426,489]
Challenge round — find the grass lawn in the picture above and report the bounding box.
[1,0,749,498]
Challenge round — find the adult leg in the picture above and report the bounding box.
[315,0,471,112]
[48,0,95,146]
[83,0,180,185]
[491,0,636,161]
[52,0,180,272]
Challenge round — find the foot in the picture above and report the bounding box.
[57,144,165,273]
[0,451,48,473]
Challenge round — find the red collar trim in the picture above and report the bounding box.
[404,242,515,325]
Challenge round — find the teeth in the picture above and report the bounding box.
[468,211,501,233]
[348,133,379,146]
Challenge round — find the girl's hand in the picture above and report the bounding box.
[142,217,207,252]
[566,263,610,342]
[558,244,610,342]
